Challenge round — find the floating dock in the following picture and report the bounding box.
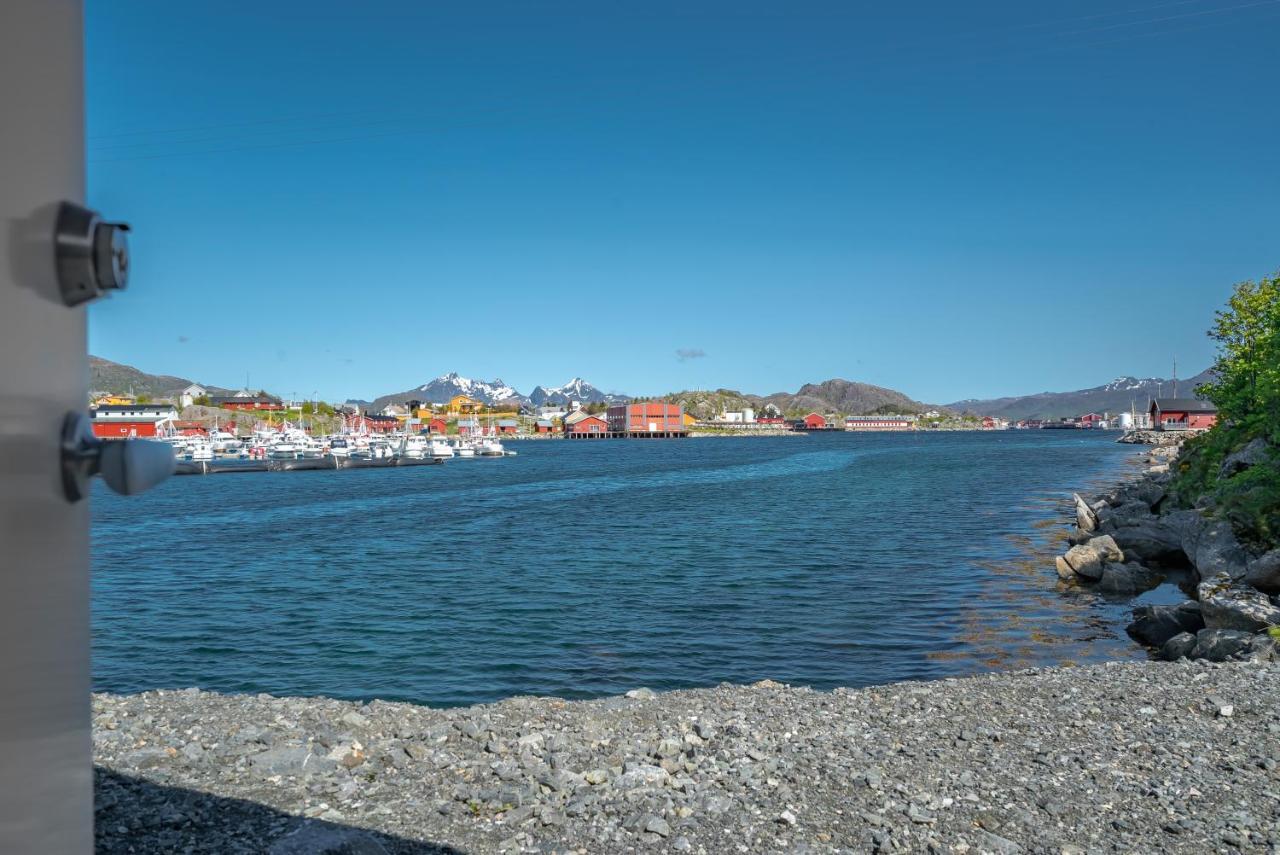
[174,457,445,476]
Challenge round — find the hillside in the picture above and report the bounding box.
[666,379,931,419]
[948,370,1215,420]
[759,379,931,417]
[89,356,232,399]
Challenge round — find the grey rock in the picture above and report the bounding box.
[1073,493,1098,532]
[1060,535,1124,580]
[1109,520,1187,566]
[268,823,388,855]
[1127,602,1205,648]
[643,815,671,837]
[1244,550,1280,594]
[1189,629,1276,662]
[1161,632,1198,661]
[1095,562,1163,595]
[1184,518,1250,581]
[1201,586,1280,633]
[1220,437,1271,478]
[250,745,335,777]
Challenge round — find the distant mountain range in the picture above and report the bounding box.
[666,379,933,420]
[368,373,626,412]
[947,370,1215,420]
[91,354,1216,423]
[89,356,232,399]
[529,378,627,407]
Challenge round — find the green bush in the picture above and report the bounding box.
[1169,273,1280,549]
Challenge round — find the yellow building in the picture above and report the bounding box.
[94,394,135,406]
[682,412,698,427]
[446,394,482,415]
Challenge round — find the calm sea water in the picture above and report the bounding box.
[91,431,1166,706]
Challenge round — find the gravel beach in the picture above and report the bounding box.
[95,659,1280,854]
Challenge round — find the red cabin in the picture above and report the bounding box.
[1149,399,1217,431]
[564,414,607,435]
[802,412,826,430]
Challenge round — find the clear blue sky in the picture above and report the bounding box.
[86,1,1280,404]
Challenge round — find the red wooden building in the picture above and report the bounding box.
[845,416,913,431]
[210,393,284,412]
[172,420,208,437]
[427,417,448,434]
[535,419,554,433]
[1149,399,1217,431]
[345,413,398,434]
[606,403,684,434]
[801,412,827,430]
[89,403,177,439]
[564,412,608,437]
[496,419,519,435]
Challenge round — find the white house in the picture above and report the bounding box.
[179,383,206,408]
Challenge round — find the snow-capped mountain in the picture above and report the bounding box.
[370,373,531,411]
[414,372,526,405]
[947,369,1214,420]
[528,378,625,406]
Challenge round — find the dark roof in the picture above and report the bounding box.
[209,394,280,404]
[1151,398,1217,413]
[92,403,174,413]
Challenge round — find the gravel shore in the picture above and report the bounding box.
[95,659,1280,854]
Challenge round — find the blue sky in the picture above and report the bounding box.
[86,1,1280,403]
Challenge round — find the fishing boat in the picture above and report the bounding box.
[475,437,507,457]
[398,434,430,459]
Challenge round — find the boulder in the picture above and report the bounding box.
[1053,556,1077,581]
[1131,480,1167,509]
[1060,534,1124,580]
[1200,585,1280,633]
[1073,493,1098,533]
[1220,437,1272,478]
[1243,549,1280,594]
[1126,602,1205,648]
[1095,562,1163,595]
[1182,517,1250,582]
[1188,629,1276,663]
[1096,500,1156,527]
[1108,520,1187,566]
[1196,571,1233,601]
[1160,631,1198,661]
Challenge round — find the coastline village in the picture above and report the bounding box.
[87,380,1220,442]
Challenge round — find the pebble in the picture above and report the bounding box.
[92,660,1280,853]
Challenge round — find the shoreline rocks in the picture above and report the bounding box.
[93,660,1280,853]
[1055,435,1280,665]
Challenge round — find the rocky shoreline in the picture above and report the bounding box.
[1055,432,1280,664]
[94,659,1280,854]
[90,430,1280,853]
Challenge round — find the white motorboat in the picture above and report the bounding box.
[475,437,506,457]
[185,438,214,461]
[452,438,476,457]
[398,435,430,459]
[428,438,454,459]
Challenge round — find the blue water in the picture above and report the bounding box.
[91,431,1156,706]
